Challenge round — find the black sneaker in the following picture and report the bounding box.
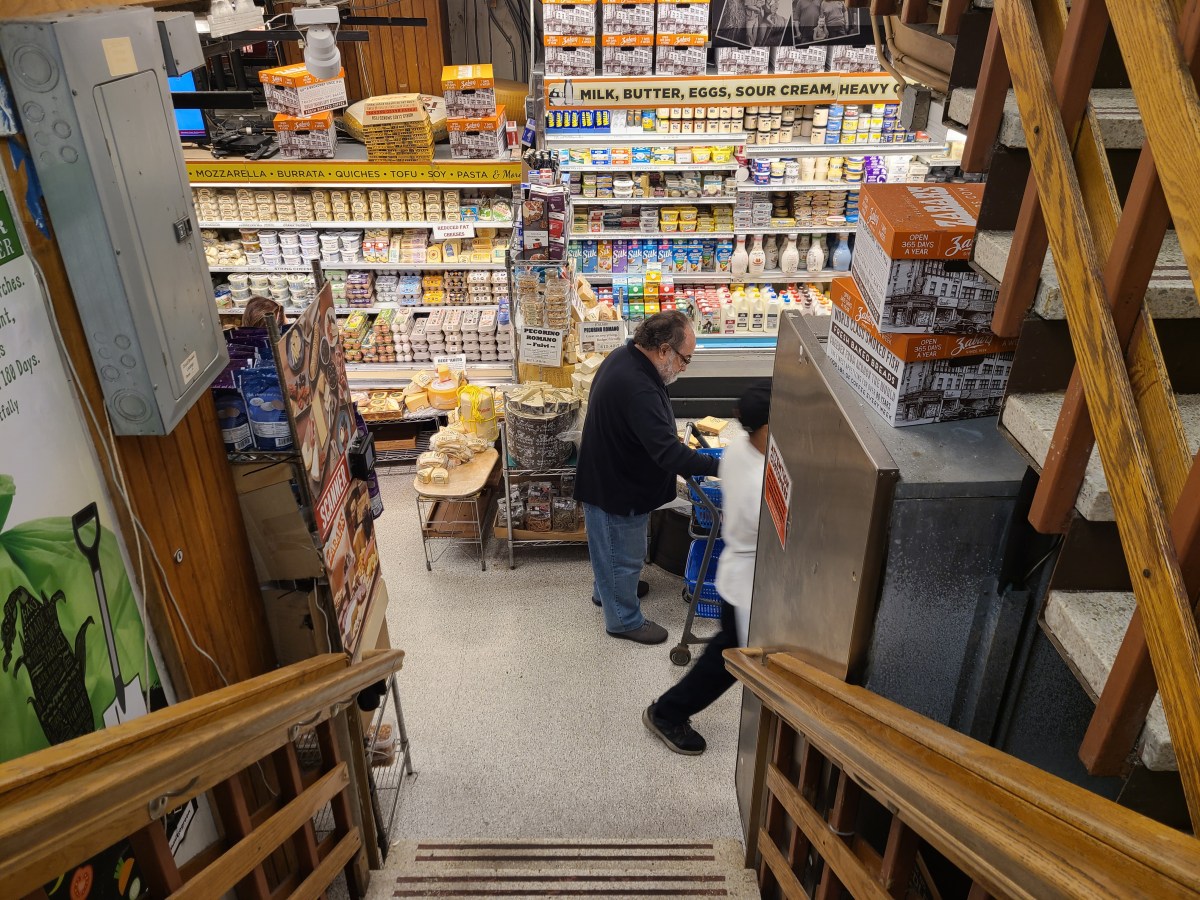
[643,703,706,755]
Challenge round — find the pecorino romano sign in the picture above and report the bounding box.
[545,72,902,109]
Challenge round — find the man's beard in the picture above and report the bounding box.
[657,360,679,385]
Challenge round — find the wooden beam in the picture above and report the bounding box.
[961,16,1012,175]
[211,776,273,900]
[757,830,808,900]
[995,0,1200,827]
[938,0,970,34]
[815,769,863,900]
[989,0,1109,338]
[291,831,363,900]
[880,818,920,899]
[900,0,929,24]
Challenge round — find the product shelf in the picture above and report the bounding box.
[199,219,514,231]
[208,261,507,273]
[559,162,740,173]
[742,141,948,158]
[570,196,737,206]
[582,268,843,284]
[345,362,514,388]
[742,226,851,235]
[569,230,736,240]
[546,132,750,147]
[736,182,861,193]
[218,303,503,317]
[498,423,587,568]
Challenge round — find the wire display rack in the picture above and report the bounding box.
[498,422,588,569]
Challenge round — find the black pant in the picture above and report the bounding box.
[655,601,739,724]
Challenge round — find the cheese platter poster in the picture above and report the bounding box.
[275,285,379,654]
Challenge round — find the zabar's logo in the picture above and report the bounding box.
[950,336,994,357]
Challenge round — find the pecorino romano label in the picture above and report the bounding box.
[831,277,1017,362]
[857,183,983,260]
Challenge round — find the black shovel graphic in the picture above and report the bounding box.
[73,503,146,726]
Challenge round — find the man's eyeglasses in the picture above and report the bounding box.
[667,345,692,367]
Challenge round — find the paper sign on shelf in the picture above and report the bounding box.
[520,327,567,367]
[431,221,476,241]
[578,321,626,353]
[764,435,792,549]
[433,353,468,373]
[544,72,902,109]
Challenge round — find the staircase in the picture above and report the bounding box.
[382,840,759,898]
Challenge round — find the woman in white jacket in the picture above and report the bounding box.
[643,380,771,755]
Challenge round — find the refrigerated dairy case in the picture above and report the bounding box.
[734,310,1031,831]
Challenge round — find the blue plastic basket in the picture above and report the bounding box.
[684,538,724,619]
[688,447,724,529]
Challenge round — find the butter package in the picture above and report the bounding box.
[827,277,1016,427]
[543,0,598,36]
[441,64,496,117]
[259,64,347,117]
[602,0,655,34]
[716,47,769,75]
[852,183,999,333]
[602,33,654,75]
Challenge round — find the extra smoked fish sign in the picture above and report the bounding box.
[545,73,902,109]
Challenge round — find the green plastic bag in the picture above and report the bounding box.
[0,474,158,761]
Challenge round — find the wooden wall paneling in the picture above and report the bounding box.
[0,142,276,701]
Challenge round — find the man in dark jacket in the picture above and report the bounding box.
[576,311,721,644]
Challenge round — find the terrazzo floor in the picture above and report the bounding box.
[361,468,745,890]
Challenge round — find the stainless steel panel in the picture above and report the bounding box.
[735,310,899,830]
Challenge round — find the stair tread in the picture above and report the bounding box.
[1001,392,1200,521]
[1045,590,1174,771]
[383,839,760,898]
[972,230,1198,321]
[948,87,1144,149]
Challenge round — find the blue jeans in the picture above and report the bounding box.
[583,503,649,633]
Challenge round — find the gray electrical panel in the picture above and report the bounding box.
[0,8,227,435]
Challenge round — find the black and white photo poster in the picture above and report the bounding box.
[712,0,864,48]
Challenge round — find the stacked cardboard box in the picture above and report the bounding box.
[442,65,508,159]
[655,0,708,74]
[602,0,654,75]
[259,64,347,117]
[825,184,1014,427]
[544,0,598,76]
[274,111,336,159]
[360,93,434,163]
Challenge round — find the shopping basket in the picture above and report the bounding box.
[684,537,724,620]
[688,447,723,530]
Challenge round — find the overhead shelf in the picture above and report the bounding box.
[208,261,506,273]
[345,362,514,388]
[199,219,514,230]
[569,230,736,240]
[560,162,740,173]
[736,182,860,193]
[583,269,843,284]
[742,142,948,158]
[570,196,737,206]
[546,132,750,147]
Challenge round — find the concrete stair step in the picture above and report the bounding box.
[382,839,760,897]
[1000,392,1200,521]
[948,87,1143,149]
[972,230,1197,321]
[1044,590,1175,771]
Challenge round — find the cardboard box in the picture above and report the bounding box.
[602,0,655,34]
[852,183,998,334]
[274,111,337,159]
[259,63,347,116]
[716,46,769,75]
[233,463,324,582]
[772,45,828,74]
[602,34,654,75]
[544,0,598,36]
[656,0,710,36]
[545,44,598,76]
[361,92,427,125]
[441,64,497,117]
[446,105,509,159]
[826,277,1017,427]
[654,40,706,74]
[827,45,881,73]
[263,587,330,666]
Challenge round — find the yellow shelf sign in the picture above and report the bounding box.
[186,159,522,184]
[545,72,902,109]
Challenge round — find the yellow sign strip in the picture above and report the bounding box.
[186,159,522,185]
[545,72,902,109]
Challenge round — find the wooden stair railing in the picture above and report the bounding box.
[0,650,404,900]
[958,0,1200,821]
[728,649,1200,899]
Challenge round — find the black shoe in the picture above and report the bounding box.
[637,579,650,598]
[643,703,706,755]
[608,620,668,644]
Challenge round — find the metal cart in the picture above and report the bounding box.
[414,448,499,572]
[499,421,588,569]
[670,428,724,666]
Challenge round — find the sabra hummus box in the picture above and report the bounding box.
[259,64,347,117]
[826,277,1017,427]
[441,64,496,117]
[851,183,999,335]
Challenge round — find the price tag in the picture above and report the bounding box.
[433,353,468,373]
[520,327,566,367]
[578,321,626,354]
[431,222,476,241]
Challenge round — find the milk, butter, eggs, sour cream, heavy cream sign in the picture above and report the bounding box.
[545,73,902,109]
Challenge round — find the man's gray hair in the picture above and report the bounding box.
[632,310,692,352]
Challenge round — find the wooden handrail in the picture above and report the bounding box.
[0,650,403,900]
[728,649,1200,898]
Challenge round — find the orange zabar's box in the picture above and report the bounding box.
[825,277,1018,427]
[857,182,983,260]
[440,64,495,92]
[259,64,347,117]
[272,111,333,132]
